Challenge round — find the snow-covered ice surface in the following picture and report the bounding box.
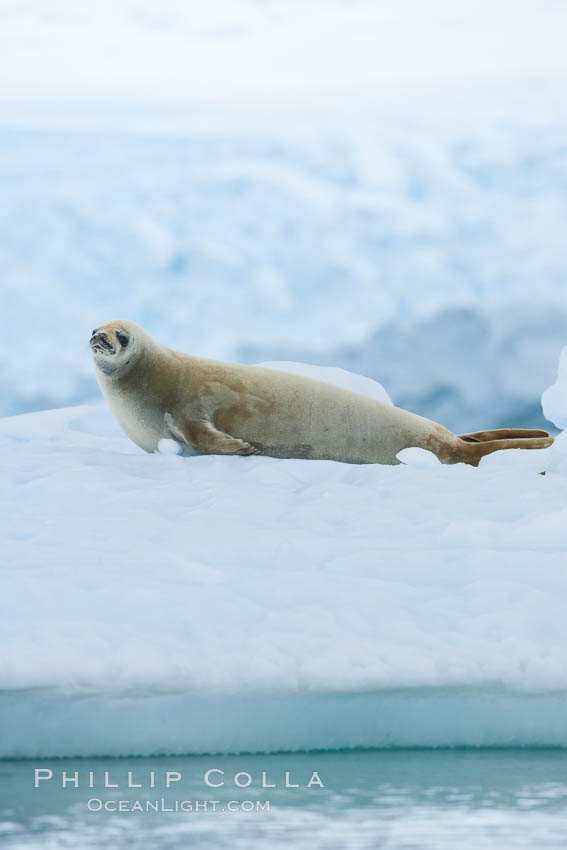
[2,362,567,758]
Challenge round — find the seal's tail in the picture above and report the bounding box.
[456,428,554,466]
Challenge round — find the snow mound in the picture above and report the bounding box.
[1,364,567,757]
[542,345,567,430]
[246,305,567,434]
[256,362,393,406]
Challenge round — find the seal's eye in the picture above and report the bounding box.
[116,331,129,348]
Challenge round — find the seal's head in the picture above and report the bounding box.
[90,319,142,376]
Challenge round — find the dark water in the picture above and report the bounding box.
[2,750,567,848]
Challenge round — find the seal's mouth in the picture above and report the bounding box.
[90,331,115,355]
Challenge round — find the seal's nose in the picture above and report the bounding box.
[90,330,114,351]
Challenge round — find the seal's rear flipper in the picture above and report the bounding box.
[456,428,554,466]
[458,428,551,443]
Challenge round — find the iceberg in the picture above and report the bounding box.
[1,362,566,757]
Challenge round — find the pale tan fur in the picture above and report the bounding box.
[90,320,554,466]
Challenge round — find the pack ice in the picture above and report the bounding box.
[1,359,567,757]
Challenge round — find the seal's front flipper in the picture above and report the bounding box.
[165,413,260,456]
[456,428,554,466]
[194,423,260,455]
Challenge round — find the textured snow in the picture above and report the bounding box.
[2,108,567,431]
[1,362,567,757]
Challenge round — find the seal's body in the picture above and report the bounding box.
[90,320,554,466]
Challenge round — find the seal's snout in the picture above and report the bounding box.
[90,330,115,354]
